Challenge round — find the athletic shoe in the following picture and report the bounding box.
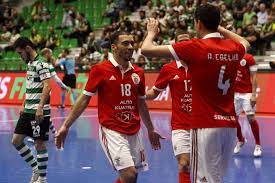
[234,140,246,154]
[27,137,35,143]
[29,171,39,183]
[254,145,262,157]
[34,177,47,183]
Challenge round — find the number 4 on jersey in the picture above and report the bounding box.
[218,65,230,95]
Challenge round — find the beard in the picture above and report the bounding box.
[23,51,32,63]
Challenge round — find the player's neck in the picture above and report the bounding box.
[113,54,129,70]
[200,30,217,38]
[30,51,38,62]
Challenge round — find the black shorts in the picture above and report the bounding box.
[14,113,50,141]
[63,74,76,88]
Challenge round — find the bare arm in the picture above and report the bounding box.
[63,94,91,128]
[141,18,174,58]
[138,98,164,150]
[138,99,154,131]
[36,78,51,122]
[55,93,91,149]
[146,87,161,100]
[218,26,250,51]
[250,71,257,107]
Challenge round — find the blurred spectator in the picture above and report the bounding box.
[104,0,117,16]
[100,47,111,61]
[30,28,45,49]
[244,24,260,55]
[64,13,92,46]
[138,10,146,27]
[220,3,233,23]
[211,0,223,8]
[118,21,129,32]
[57,5,75,29]
[271,2,275,17]
[125,0,141,12]
[259,15,275,54]
[248,0,260,12]
[14,13,29,31]
[257,3,268,25]
[136,55,147,68]
[45,26,60,50]
[86,32,97,54]
[236,27,244,36]
[142,0,155,18]
[89,51,103,64]
[173,1,184,12]
[0,25,11,41]
[31,1,51,22]
[155,0,166,12]
[158,10,168,34]
[232,0,246,26]
[131,21,144,40]
[76,47,89,71]
[132,42,148,63]
[251,15,262,32]
[242,3,256,28]
[1,28,20,52]
[185,0,195,14]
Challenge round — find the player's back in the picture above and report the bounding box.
[190,38,245,128]
[171,35,245,128]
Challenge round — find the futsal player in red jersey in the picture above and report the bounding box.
[233,53,262,157]
[55,31,164,183]
[146,33,192,183]
[141,4,250,183]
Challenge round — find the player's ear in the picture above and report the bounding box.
[25,45,32,52]
[111,44,117,50]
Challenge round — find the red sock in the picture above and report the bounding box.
[115,179,122,183]
[179,172,191,183]
[250,119,261,145]
[236,120,245,142]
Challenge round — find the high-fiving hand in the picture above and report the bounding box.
[147,18,159,36]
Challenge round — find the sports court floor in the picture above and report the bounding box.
[0,105,275,183]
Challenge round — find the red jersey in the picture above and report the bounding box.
[235,54,257,93]
[153,61,191,130]
[169,33,246,129]
[84,56,146,135]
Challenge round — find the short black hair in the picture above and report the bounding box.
[13,37,35,50]
[195,4,220,32]
[110,31,130,44]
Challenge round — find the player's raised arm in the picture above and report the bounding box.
[141,18,174,59]
[55,94,91,149]
[218,25,250,51]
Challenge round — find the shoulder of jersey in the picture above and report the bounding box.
[244,53,253,59]
[162,61,176,70]
[132,63,144,72]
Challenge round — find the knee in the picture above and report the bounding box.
[178,158,190,172]
[34,141,46,150]
[120,167,137,182]
[247,115,256,123]
[11,137,22,147]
